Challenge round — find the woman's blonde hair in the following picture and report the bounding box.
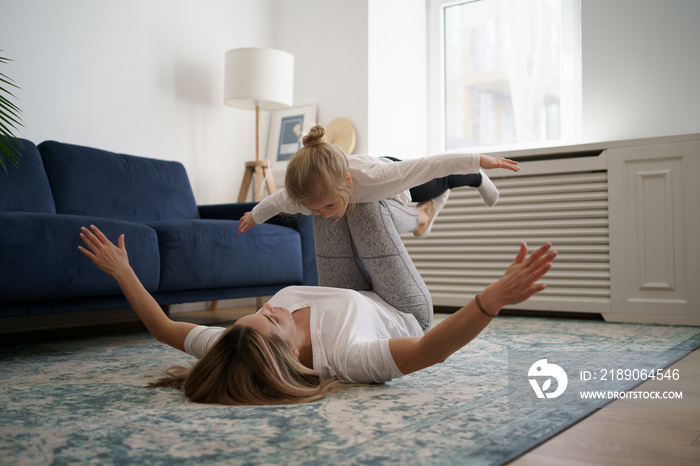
[148,325,343,405]
[285,125,353,214]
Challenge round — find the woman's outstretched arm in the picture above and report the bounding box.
[388,242,557,375]
[78,225,197,352]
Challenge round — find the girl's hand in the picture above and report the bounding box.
[237,212,257,235]
[78,225,130,278]
[480,242,557,312]
[479,154,519,172]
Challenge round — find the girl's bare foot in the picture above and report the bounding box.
[414,200,436,237]
[413,190,451,239]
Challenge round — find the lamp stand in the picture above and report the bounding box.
[237,104,277,202]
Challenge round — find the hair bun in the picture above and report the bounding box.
[303,125,326,147]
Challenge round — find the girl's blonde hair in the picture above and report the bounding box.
[148,325,343,405]
[285,125,353,213]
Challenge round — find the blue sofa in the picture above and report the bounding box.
[0,139,317,318]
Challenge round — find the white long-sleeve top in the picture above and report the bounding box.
[250,153,481,224]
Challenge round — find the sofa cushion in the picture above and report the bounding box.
[39,141,200,222]
[147,219,303,292]
[0,138,56,213]
[0,213,160,301]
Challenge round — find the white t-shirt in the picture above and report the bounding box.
[250,152,480,224]
[184,286,424,384]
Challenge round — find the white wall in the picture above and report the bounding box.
[368,0,427,157]
[271,0,369,154]
[581,0,700,142]
[0,0,275,205]
[272,0,427,158]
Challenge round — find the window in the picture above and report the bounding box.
[429,0,580,152]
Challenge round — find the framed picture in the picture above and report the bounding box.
[267,104,317,169]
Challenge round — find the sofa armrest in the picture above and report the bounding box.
[198,203,318,286]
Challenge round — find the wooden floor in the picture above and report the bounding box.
[511,348,700,465]
[3,306,699,464]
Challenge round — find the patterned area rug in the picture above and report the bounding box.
[1,316,699,465]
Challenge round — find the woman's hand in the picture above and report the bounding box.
[237,212,257,235]
[479,154,519,172]
[80,224,197,352]
[389,241,555,375]
[78,225,131,279]
[479,242,557,313]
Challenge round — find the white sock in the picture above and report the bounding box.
[477,170,499,206]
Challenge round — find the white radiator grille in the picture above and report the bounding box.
[402,164,610,313]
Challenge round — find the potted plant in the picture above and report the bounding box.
[0,50,23,172]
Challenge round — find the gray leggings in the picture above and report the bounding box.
[313,200,433,332]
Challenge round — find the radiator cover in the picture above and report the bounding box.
[402,152,610,313]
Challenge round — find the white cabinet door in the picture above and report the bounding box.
[607,140,700,325]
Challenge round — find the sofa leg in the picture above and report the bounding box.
[209,300,219,311]
[161,304,170,316]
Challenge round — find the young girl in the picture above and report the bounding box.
[237,125,519,238]
[78,201,556,405]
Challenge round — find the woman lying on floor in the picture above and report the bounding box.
[78,200,556,405]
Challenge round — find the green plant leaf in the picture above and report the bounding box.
[0,136,23,171]
[0,50,24,173]
[0,100,22,121]
[0,103,23,125]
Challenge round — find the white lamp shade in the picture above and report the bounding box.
[224,48,294,110]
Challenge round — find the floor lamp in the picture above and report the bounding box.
[224,48,294,202]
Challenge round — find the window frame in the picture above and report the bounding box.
[427,0,582,154]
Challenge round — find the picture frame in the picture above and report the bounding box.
[267,103,317,170]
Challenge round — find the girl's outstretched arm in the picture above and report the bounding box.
[388,242,556,375]
[78,225,197,352]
